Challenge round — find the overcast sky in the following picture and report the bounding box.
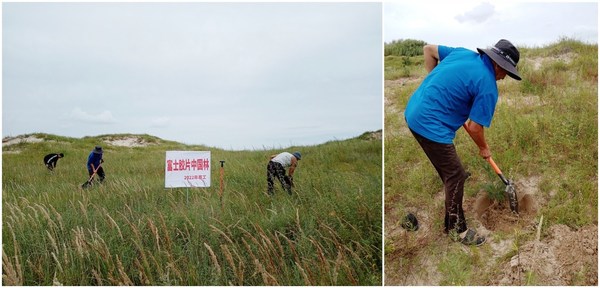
[385,1,598,51]
[3,2,382,150]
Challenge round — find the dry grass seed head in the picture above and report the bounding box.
[147,218,161,252]
[51,252,63,273]
[104,211,123,240]
[333,251,344,285]
[72,226,88,258]
[295,261,312,285]
[49,205,65,232]
[52,271,63,286]
[61,243,69,266]
[77,201,88,222]
[203,242,222,276]
[278,231,301,264]
[2,246,23,285]
[91,269,103,285]
[157,212,174,251]
[254,259,279,285]
[209,224,234,244]
[228,244,246,284]
[309,237,333,282]
[220,244,237,276]
[134,258,151,285]
[46,230,59,255]
[241,238,258,263]
[116,255,134,285]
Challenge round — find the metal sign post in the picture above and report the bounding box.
[219,160,225,210]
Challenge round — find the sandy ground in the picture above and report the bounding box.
[102,137,152,147]
[385,175,598,286]
[2,135,44,147]
[2,135,154,154]
[495,224,597,285]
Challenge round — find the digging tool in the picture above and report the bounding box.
[486,157,518,213]
[463,123,518,213]
[82,164,101,189]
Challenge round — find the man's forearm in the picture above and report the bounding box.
[469,128,488,150]
[465,121,491,158]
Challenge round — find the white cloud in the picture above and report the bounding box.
[66,107,117,124]
[455,2,495,24]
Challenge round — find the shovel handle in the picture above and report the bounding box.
[486,157,502,175]
[463,123,510,185]
[487,157,510,185]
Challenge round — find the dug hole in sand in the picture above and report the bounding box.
[469,176,598,285]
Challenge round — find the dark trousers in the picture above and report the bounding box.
[267,161,291,195]
[410,129,468,234]
[46,162,56,171]
[88,167,106,182]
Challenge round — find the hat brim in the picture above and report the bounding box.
[478,48,521,81]
[93,150,103,154]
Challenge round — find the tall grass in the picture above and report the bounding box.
[3,132,382,285]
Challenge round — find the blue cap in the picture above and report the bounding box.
[292,151,301,160]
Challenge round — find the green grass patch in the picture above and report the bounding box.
[3,132,382,285]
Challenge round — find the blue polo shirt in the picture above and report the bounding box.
[87,152,103,171]
[404,45,498,144]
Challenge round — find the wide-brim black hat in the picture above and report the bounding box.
[93,146,103,154]
[477,39,522,81]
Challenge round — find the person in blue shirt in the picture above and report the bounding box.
[404,39,521,246]
[86,146,105,183]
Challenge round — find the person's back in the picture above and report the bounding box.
[43,153,64,171]
[271,152,294,168]
[87,152,102,170]
[405,46,498,144]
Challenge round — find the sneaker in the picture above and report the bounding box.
[457,228,486,246]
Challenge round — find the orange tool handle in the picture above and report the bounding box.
[486,157,502,175]
[463,122,509,185]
